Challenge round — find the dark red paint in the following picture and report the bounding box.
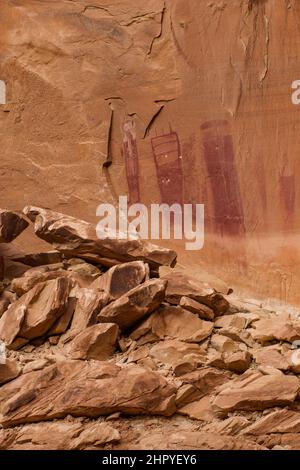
[201,120,245,236]
[151,128,184,206]
[121,121,140,204]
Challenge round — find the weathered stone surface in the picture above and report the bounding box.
[0,361,176,426]
[253,347,290,371]
[150,340,206,368]
[177,368,230,407]
[213,372,299,413]
[179,296,214,320]
[69,323,119,360]
[11,264,90,296]
[208,351,252,373]
[0,359,20,385]
[0,277,73,347]
[178,396,217,422]
[243,409,300,435]
[70,288,109,332]
[202,416,250,435]
[0,210,28,243]
[210,334,239,353]
[91,261,149,302]
[97,279,167,330]
[0,421,120,450]
[130,305,213,344]
[250,315,300,344]
[162,272,229,315]
[136,431,264,450]
[24,206,177,270]
[214,314,247,330]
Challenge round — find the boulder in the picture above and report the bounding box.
[0,277,73,348]
[242,409,300,435]
[213,372,299,413]
[179,296,214,320]
[0,359,20,385]
[97,279,167,330]
[150,339,206,368]
[0,361,176,427]
[23,206,177,270]
[11,265,91,296]
[130,305,213,343]
[250,315,300,344]
[162,272,229,315]
[91,261,149,301]
[69,323,119,360]
[0,421,120,450]
[70,288,109,331]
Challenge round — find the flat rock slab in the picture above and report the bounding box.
[162,272,229,315]
[0,361,177,427]
[97,279,167,330]
[0,421,120,450]
[213,372,300,413]
[23,206,177,269]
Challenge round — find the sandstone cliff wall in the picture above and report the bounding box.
[1,0,299,305]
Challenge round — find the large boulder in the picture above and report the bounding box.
[0,361,177,427]
[0,277,74,348]
[97,279,167,330]
[213,371,299,413]
[68,323,119,360]
[162,272,229,315]
[91,261,149,301]
[23,206,177,270]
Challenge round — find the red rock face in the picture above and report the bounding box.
[1,0,300,305]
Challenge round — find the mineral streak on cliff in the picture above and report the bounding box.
[0,0,300,305]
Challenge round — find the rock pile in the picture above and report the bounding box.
[0,207,300,450]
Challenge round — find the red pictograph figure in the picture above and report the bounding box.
[201,120,245,237]
[151,126,184,206]
[279,173,295,226]
[121,120,140,204]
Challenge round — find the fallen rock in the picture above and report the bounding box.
[70,288,109,331]
[202,416,250,435]
[68,323,119,360]
[23,206,177,269]
[0,210,29,243]
[97,279,167,331]
[250,315,300,344]
[179,296,214,320]
[214,314,247,330]
[213,372,299,413]
[162,272,229,315]
[0,359,20,385]
[0,277,73,348]
[11,265,90,296]
[178,368,230,406]
[177,395,217,422]
[136,431,264,450]
[0,361,176,427]
[243,409,300,435]
[253,347,290,371]
[210,334,239,353]
[130,305,213,344]
[91,261,149,301]
[150,339,206,368]
[0,421,120,450]
[208,351,252,373]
